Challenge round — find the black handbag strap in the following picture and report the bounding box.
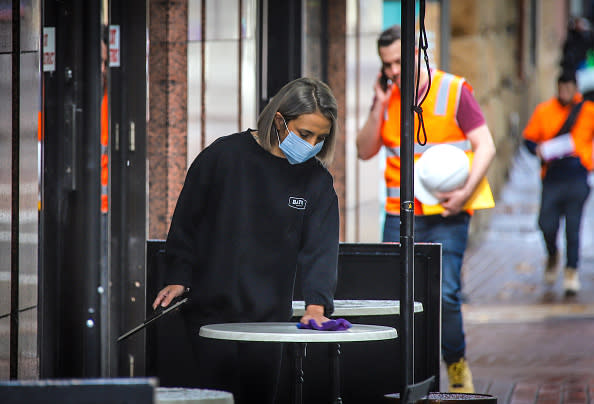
[556,100,584,137]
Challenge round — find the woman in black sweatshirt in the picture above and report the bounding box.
[152,77,340,403]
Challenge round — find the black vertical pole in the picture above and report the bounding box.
[82,0,102,377]
[10,0,22,380]
[400,0,416,392]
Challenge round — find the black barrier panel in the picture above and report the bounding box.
[145,241,441,403]
[146,240,199,387]
[0,378,156,404]
[279,242,441,403]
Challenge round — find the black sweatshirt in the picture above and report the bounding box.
[164,130,339,324]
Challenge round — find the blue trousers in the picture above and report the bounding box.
[383,212,470,364]
[538,177,590,269]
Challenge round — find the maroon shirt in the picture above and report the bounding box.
[457,83,486,133]
[419,76,485,132]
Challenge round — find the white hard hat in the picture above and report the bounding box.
[414,144,470,205]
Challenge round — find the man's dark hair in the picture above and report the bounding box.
[558,70,577,84]
[377,25,401,50]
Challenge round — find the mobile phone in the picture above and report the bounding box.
[379,70,392,92]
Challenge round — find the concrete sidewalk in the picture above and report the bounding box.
[439,148,594,402]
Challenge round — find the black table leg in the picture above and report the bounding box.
[292,342,306,404]
[329,342,343,404]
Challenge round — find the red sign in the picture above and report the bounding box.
[43,27,55,72]
[109,25,120,67]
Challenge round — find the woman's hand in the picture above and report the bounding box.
[152,284,186,310]
[299,304,329,328]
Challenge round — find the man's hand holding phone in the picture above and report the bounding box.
[374,71,393,109]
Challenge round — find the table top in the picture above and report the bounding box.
[292,299,423,316]
[156,387,234,403]
[199,322,398,343]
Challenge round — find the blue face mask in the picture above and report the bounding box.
[276,118,325,165]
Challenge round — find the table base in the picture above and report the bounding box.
[291,343,343,404]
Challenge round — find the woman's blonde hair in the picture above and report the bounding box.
[257,77,338,166]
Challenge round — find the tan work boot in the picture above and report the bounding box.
[544,253,560,285]
[447,358,475,393]
[563,267,580,296]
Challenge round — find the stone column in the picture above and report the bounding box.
[327,0,347,241]
[148,0,188,239]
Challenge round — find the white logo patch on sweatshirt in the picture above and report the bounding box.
[288,197,307,210]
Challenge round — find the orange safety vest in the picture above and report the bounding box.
[381,70,473,215]
[523,93,594,178]
[573,101,594,172]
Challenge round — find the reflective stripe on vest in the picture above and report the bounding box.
[434,73,455,116]
[387,187,400,198]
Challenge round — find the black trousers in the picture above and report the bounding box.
[538,176,590,268]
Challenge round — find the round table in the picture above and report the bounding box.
[291,299,423,317]
[199,322,397,404]
[156,387,234,403]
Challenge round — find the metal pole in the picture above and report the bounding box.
[83,0,103,377]
[400,0,416,391]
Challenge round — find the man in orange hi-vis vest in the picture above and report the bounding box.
[523,71,593,297]
[357,25,496,393]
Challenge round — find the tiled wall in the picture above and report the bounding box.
[148,0,369,241]
[187,0,258,160]
[0,0,41,379]
[149,0,259,240]
[345,0,384,242]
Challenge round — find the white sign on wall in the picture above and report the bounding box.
[43,27,55,72]
[109,25,120,67]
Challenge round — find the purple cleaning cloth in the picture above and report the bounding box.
[296,318,352,331]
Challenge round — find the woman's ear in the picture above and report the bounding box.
[274,112,285,132]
